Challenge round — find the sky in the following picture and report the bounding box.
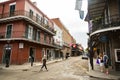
[30,0,89,49]
[0,0,89,49]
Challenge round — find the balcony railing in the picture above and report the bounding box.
[0,10,55,34]
[0,31,54,47]
[91,14,120,33]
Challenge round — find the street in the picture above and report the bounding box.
[0,56,104,80]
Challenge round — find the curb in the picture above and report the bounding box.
[86,71,120,80]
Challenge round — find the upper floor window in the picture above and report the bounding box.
[36,30,40,42]
[6,24,12,38]
[28,25,33,39]
[44,18,48,25]
[33,28,37,40]
[29,9,33,19]
[36,14,42,24]
[9,3,16,16]
[44,33,47,43]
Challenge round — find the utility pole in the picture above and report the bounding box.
[87,33,94,70]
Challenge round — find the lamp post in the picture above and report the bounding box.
[87,33,94,70]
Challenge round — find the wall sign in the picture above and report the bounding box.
[19,43,24,48]
[99,35,108,42]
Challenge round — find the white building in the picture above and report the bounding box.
[51,22,63,59]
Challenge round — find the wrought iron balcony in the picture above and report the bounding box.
[0,10,55,34]
[91,14,120,33]
[0,31,55,47]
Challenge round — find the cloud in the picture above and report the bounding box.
[71,32,89,49]
[31,0,88,48]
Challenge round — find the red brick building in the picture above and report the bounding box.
[0,0,55,65]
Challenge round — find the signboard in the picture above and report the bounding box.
[19,43,24,48]
[99,35,108,42]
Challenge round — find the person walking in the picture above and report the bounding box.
[40,55,48,71]
[103,52,109,74]
[30,56,34,66]
[99,53,104,72]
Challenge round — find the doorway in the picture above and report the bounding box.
[2,45,12,64]
[29,47,35,62]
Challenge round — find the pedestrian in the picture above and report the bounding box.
[40,55,48,71]
[99,53,104,72]
[103,52,109,74]
[5,50,10,67]
[30,56,34,66]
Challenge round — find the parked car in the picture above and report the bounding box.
[82,53,88,60]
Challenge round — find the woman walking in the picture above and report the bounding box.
[40,55,48,71]
[99,53,104,72]
[103,52,109,74]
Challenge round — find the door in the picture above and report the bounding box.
[29,47,35,62]
[2,45,11,64]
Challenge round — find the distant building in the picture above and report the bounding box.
[71,43,83,56]
[51,21,63,59]
[52,18,75,58]
[0,0,55,65]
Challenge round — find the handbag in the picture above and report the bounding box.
[96,58,100,64]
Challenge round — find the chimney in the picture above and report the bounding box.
[33,2,37,6]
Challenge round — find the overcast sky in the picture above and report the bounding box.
[30,0,89,49]
[0,0,89,49]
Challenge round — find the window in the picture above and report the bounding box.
[44,33,47,43]
[33,29,37,40]
[28,25,33,39]
[49,36,51,44]
[6,24,12,38]
[44,18,48,25]
[29,9,33,19]
[9,4,15,16]
[115,49,120,62]
[36,14,42,24]
[36,30,40,42]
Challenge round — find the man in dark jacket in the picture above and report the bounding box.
[40,55,48,71]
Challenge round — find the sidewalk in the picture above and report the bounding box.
[0,59,62,70]
[87,59,120,80]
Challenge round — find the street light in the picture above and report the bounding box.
[87,33,94,70]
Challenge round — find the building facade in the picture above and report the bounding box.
[52,18,75,59]
[0,0,55,65]
[85,0,120,71]
[51,21,63,59]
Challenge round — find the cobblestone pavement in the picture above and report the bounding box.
[0,56,109,80]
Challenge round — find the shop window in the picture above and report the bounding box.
[115,49,120,62]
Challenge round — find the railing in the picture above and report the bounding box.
[0,10,55,34]
[91,14,120,33]
[53,43,62,49]
[0,31,54,46]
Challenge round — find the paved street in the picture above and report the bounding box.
[0,56,108,80]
